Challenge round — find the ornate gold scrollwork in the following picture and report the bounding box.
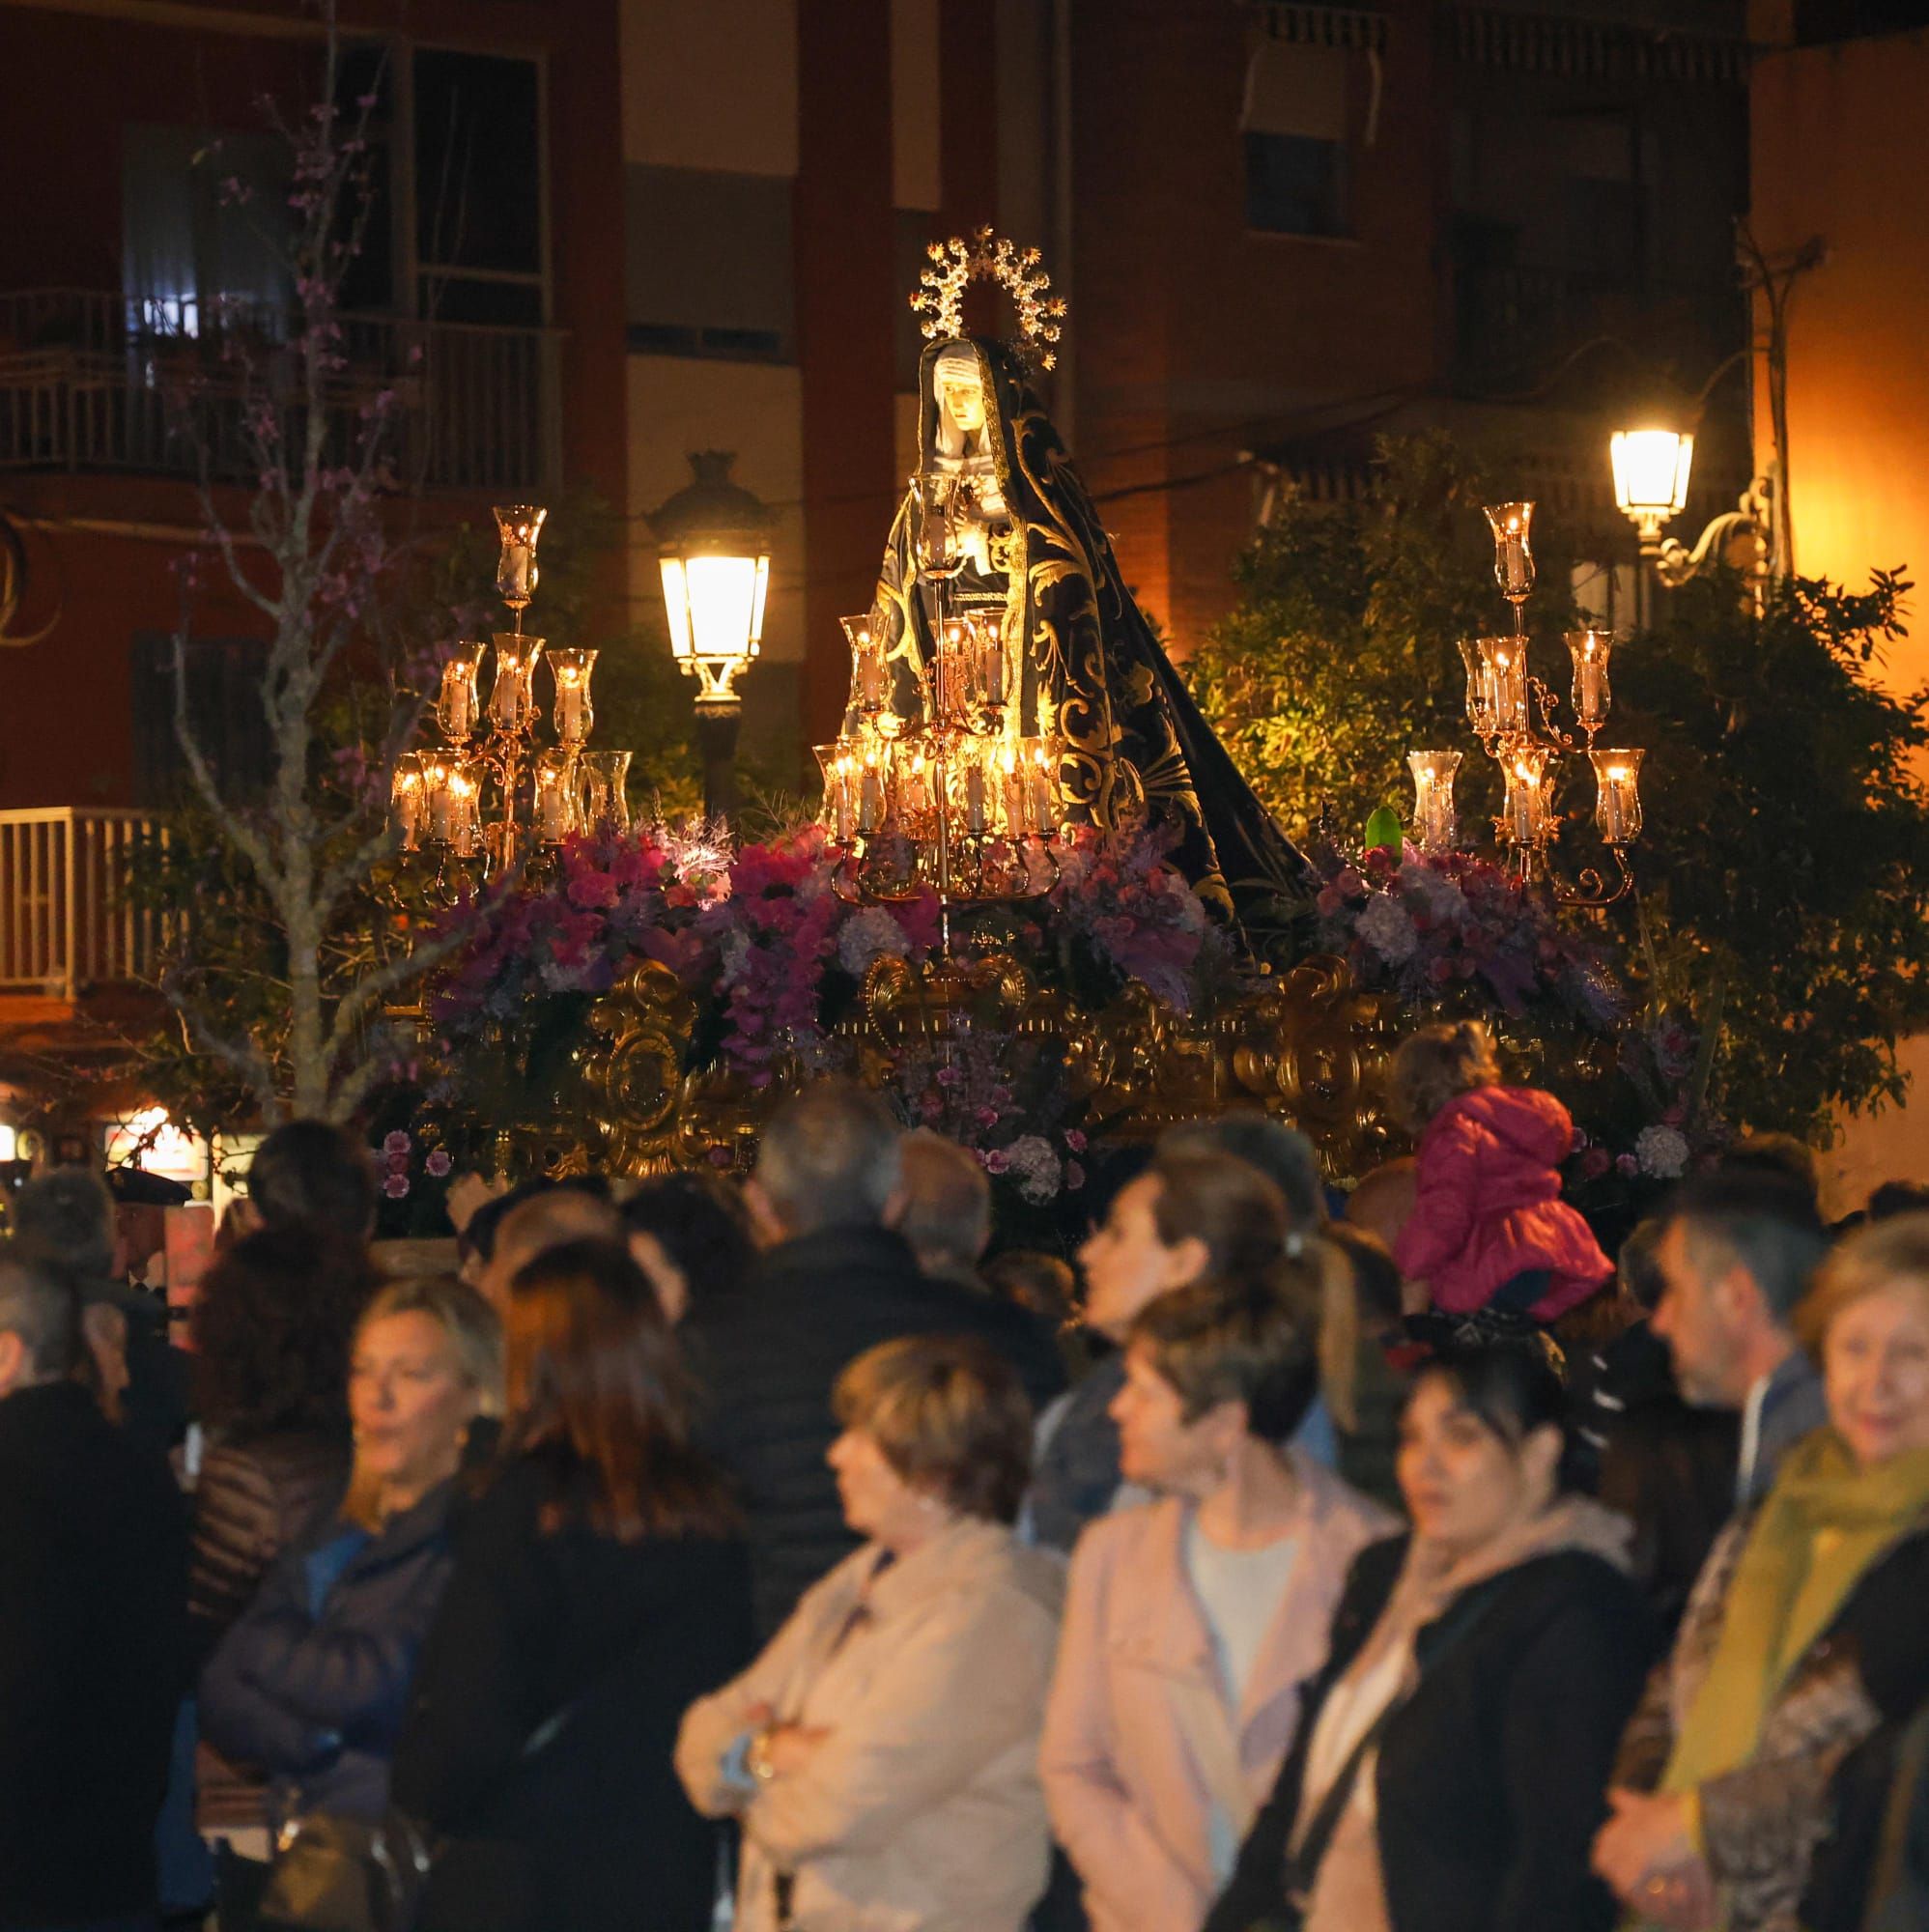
[546,951,1407,1187]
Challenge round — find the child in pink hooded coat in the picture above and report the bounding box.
[1388,1020,1610,1324]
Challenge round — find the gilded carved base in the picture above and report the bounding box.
[489,952,1401,1185]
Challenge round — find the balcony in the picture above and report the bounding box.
[0,289,563,496]
[1450,262,1745,402]
[0,809,168,1007]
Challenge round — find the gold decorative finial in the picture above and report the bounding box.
[909,227,1067,372]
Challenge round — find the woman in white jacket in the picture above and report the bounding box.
[677,1334,1063,1932]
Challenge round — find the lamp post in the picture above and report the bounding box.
[649,451,774,825]
[1610,420,1775,593]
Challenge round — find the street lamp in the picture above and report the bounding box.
[1609,419,1774,591]
[649,451,774,824]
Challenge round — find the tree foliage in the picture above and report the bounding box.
[1188,434,1929,1141]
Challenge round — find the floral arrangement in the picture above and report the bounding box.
[1314,843,1624,1036]
[431,819,1223,1096]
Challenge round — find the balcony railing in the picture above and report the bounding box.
[0,289,562,495]
[0,810,168,1002]
[1451,262,1745,400]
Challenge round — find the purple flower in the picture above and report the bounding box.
[425,1149,453,1179]
[981,1149,1010,1175]
[1064,1160,1087,1192]
[1064,1128,1088,1154]
[383,1173,411,1199]
[1615,1153,1640,1179]
[383,1129,411,1156]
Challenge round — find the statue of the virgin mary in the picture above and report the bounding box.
[857,233,1308,944]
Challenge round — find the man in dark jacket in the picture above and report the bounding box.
[0,1244,188,1932]
[686,1081,1056,1636]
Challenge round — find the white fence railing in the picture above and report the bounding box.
[0,809,167,1001]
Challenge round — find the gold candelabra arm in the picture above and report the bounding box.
[1545,845,1635,909]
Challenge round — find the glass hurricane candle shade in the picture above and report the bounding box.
[428,754,482,857]
[1407,750,1461,853]
[1566,630,1614,733]
[436,641,488,743]
[913,473,962,581]
[532,749,580,845]
[1476,637,1531,739]
[857,746,891,835]
[1501,743,1556,848]
[1486,501,1536,606]
[815,742,857,840]
[578,750,632,835]
[1020,736,1059,836]
[487,634,545,733]
[548,648,598,747]
[894,742,935,819]
[494,504,548,609]
[391,753,426,851]
[1590,749,1644,844]
[843,614,888,712]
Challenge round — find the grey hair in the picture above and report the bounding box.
[0,1243,82,1380]
[895,1129,994,1272]
[753,1081,904,1237]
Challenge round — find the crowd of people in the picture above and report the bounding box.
[2,1015,1928,1932]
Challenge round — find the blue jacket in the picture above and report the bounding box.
[199,1479,456,1825]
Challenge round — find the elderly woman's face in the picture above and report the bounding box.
[828,1426,939,1550]
[1826,1282,1929,1468]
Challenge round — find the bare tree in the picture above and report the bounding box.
[161,9,473,1123]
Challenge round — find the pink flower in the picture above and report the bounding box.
[981,1149,1010,1175]
[383,1173,411,1199]
[1580,1147,1612,1180]
[1064,1128,1088,1154]
[425,1149,453,1179]
[1064,1160,1087,1191]
[1616,1153,1639,1179]
[383,1129,411,1156]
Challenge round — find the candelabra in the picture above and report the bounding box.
[1407,501,1646,908]
[391,506,632,892]
[816,596,1064,953]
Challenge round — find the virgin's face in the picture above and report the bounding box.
[1826,1283,1929,1469]
[938,371,987,435]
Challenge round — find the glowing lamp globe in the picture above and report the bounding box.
[650,451,775,708]
[1610,428,1694,542]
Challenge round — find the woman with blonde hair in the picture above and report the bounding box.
[199,1275,501,1845]
[1388,1019,1609,1326]
[1594,1213,1929,1932]
[678,1333,1063,1932]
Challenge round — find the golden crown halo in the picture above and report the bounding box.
[910,228,1067,372]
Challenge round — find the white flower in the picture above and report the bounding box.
[1404,867,1467,923]
[717,927,752,987]
[1004,1133,1064,1204]
[1356,892,1419,964]
[837,905,909,978]
[1635,1124,1690,1179]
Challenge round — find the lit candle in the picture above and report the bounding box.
[438,648,482,741]
[426,760,454,843]
[1486,501,1536,603]
[859,758,886,833]
[1567,630,1614,729]
[391,755,425,850]
[549,648,597,746]
[1590,749,1644,844]
[965,761,988,834]
[1407,750,1461,853]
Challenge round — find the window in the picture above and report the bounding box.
[414,49,545,327]
[1245,132,1348,238]
[1240,38,1352,239]
[131,636,270,807]
[626,166,794,362]
[122,127,292,336]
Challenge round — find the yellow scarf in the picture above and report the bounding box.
[1663,1429,1929,1798]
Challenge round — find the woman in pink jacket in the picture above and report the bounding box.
[1039,1248,1395,1932]
[1389,1020,1611,1325]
